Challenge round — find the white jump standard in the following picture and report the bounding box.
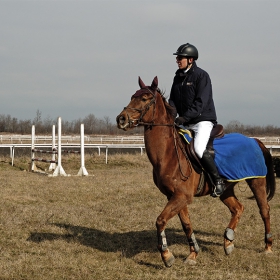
[31,117,89,176]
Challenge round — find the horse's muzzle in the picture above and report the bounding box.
[116,114,129,130]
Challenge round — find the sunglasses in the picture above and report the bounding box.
[176,56,186,61]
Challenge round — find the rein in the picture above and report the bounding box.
[173,127,193,180]
[138,122,174,127]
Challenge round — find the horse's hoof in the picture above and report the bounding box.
[224,244,234,255]
[183,258,197,266]
[163,254,175,267]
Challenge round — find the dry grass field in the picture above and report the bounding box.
[0,153,279,280]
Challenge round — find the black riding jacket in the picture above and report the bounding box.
[169,62,217,125]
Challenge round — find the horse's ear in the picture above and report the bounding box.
[151,76,158,90]
[138,76,146,89]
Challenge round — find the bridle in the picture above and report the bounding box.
[123,87,174,128]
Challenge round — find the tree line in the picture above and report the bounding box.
[0,110,142,135]
[0,111,279,136]
[224,120,280,136]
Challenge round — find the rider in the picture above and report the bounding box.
[168,43,225,197]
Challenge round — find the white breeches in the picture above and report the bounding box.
[186,121,214,158]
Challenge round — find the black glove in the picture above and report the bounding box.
[175,117,187,125]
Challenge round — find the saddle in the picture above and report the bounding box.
[180,124,224,173]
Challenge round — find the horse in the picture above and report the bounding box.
[116,76,275,267]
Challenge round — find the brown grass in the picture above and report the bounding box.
[0,153,279,279]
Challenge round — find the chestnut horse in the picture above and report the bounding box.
[116,76,275,267]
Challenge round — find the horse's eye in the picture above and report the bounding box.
[141,97,147,102]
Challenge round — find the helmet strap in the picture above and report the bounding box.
[186,58,193,70]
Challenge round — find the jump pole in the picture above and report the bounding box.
[52,117,67,176]
[49,124,57,171]
[77,123,88,176]
[30,125,37,172]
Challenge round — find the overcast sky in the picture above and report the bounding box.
[0,0,279,127]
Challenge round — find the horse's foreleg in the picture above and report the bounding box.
[221,184,244,255]
[156,194,187,267]
[247,178,273,253]
[178,206,199,265]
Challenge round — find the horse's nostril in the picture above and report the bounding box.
[117,115,125,124]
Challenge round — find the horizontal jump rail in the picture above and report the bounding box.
[32,158,58,164]
[31,149,57,154]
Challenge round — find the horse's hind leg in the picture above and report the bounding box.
[221,183,244,255]
[178,205,199,265]
[246,178,272,253]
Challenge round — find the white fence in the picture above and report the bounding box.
[1,134,280,167]
[2,134,280,144]
[1,142,280,166]
[0,143,146,166]
[0,134,145,144]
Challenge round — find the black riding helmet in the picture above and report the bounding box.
[173,43,199,60]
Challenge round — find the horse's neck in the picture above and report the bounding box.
[144,123,174,166]
[143,95,175,165]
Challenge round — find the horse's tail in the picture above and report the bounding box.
[255,138,276,201]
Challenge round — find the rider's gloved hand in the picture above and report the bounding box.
[175,116,187,125]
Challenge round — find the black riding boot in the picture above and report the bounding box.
[200,150,225,197]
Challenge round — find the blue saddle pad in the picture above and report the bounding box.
[180,130,267,182]
[213,133,267,181]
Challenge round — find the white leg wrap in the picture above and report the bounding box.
[224,227,235,241]
[188,233,200,253]
[159,230,168,251]
[265,233,272,241]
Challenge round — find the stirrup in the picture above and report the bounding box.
[211,179,225,198]
[211,188,222,198]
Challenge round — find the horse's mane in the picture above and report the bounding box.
[157,88,176,118]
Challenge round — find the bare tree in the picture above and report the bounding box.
[224,120,244,134]
[83,114,97,134]
[19,119,32,134]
